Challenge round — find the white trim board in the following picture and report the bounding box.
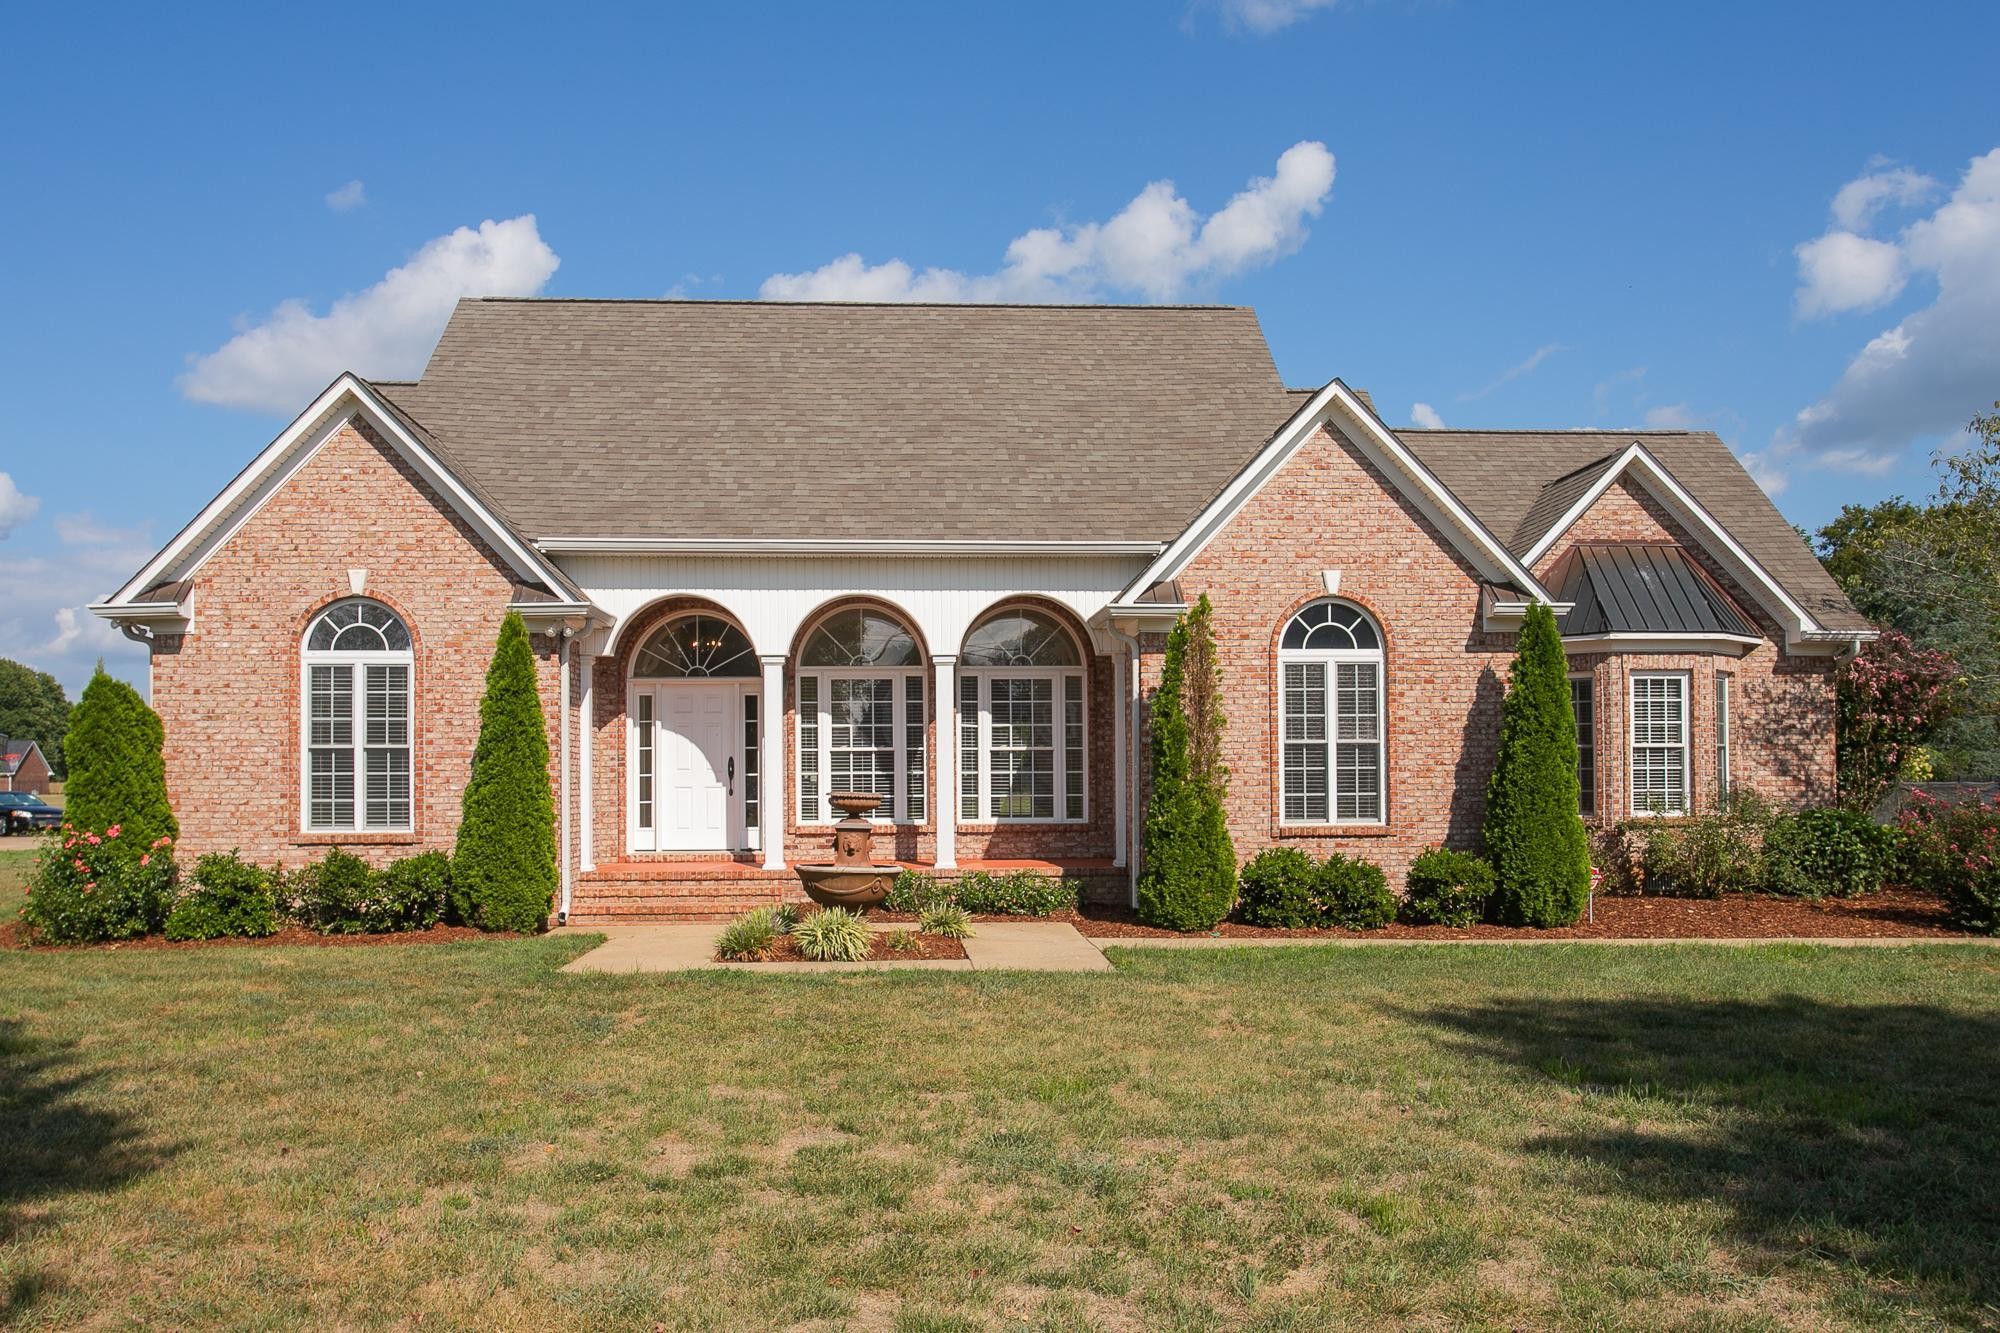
[539,537,1165,557]
[1122,379,1552,605]
[97,375,573,611]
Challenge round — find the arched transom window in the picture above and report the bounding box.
[797,608,926,823]
[959,608,1087,822]
[1278,599,1384,825]
[633,614,756,678]
[302,598,413,832]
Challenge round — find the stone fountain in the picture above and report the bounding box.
[794,791,900,909]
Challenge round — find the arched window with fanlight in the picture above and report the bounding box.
[1278,599,1385,824]
[796,607,926,824]
[959,607,1087,823]
[302,598,413,831]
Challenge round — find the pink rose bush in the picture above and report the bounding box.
[19,821,178,944]
[1896,790,2000,935]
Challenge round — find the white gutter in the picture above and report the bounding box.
[557,627,573,925]
[535,537,1165,557]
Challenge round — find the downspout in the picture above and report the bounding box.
[1106,621,1144,907]
[557,626,573,925]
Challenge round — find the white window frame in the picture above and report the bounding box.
[1277,602,1387,827]
[299,603,414,833]
[1569,672,1596,817]
[1629,671,1691,816]
[1715,671,1732,804]
[958,667,1088,823]
[797,670,923,825]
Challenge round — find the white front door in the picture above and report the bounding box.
[631,683,752,851]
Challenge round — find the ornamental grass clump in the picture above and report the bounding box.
[165,850,279,941]
[21,823,176,944]
[918,902,973,939]
[715,907,785,961]
[791,906,874,961]
[1400,848,1495,927]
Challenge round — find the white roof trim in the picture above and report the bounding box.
[98,375,573,609]
[537,536,1164,557]
[1122,380,1551,604]
[1519,441,1823,638]
[1561,631,1765,655]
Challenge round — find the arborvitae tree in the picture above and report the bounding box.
[1137,598,1238,930]
[63,666,176,849]
[1182,594,1229,801]
[453,612,557,932]
[1482,604,1591,926]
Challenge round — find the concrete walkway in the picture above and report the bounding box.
[556,920,1112,974]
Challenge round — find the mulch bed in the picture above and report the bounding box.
[723,932,969,963]
[1071,886,1971,940]
[0,922,490,952]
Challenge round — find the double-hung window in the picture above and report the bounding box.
[1630,672,1690,815]
[958,609,1086,822]
[797,608,925,823]
[1279,600,1385,824]
[1570,675,1596,815]
[302,599,413,831]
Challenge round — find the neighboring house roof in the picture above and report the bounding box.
[1547,543,1759,639]
[376,298,1294,545]
[1399,429,1868,633]
[0,739,45,777]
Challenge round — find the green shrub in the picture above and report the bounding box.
[165,850,279,941]
[951,870,1077,916]
[1237,847,1322,928]
[1482,605,1591,927]
[918,903,973,939]
[1401,848,1494,926]
[1137,595,1238,931]
[792,906,873,961]
[1317,853,1395,930]
[885,929,920,954]
[1763,806,1896,899]
[884,870,945,913]
[771,903,801,934]
[1637,813,1764,898]
[293,848,383,935]
[716,907,784,961]
[453,612,556,933]
[1896,791,2000,933]
[20,823,176,943]
[62,669,177,853]
[377,852,453,930]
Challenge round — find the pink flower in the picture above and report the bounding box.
[85,834,100,846]
[139,853,151,867]
[106,825,121,838]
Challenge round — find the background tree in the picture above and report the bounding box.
[0,657,72,777]
[1817,401,2000,777]
[1482,604,1590,927]
[1137,599,1238,930]
[452,612,556,932]
[63,666,176,847]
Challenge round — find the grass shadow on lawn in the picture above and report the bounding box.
[0,1015,175,1317]
[1420,988,2000,1314]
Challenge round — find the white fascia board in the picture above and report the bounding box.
[1519,441,1823,639]
[1121,380,1551,604]
[536,536,1165,557]
[98,375,573,612]
[1560,631,1764,655]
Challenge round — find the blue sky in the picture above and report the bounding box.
[3,1,1997,696]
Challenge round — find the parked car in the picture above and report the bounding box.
[0,792,61,835]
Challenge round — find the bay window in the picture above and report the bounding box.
[958,608,1086,822]
[302,598,413,832]
[1279,600,1385,824]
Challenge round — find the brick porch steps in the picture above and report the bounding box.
[565,857,1125,924]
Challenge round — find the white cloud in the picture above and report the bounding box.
[1459,343,1566,400]
[1643,403,1698,429]
[1779,148,2000,476]
[0,513,154,697]
[325,179,367,212]
[1409,402,1446,429]
[1794,230,1908,317]
[1211,0,1340,33]
[0,472,39,539]
[1738,441,1794,497]
[760,142,1336,304]
[180,215,560,414]
[1831,164,1939,231]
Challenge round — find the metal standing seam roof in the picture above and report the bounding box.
[1548,543,1760,638]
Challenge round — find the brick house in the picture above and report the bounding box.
[91,299,1870,921]
[0,738,53,795]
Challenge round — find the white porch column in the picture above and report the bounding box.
[760,654,786,869]
[578,644,597,873]
[1112,646,1128,868]
[932,653,958,869]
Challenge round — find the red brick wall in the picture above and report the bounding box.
[150,416,562,869]
[4,746,52,795]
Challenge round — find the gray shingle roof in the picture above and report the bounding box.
[1549,543,1759,638]
[1399,430,1868,632]
[378,299,1291,544]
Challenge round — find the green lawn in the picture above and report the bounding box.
[3,848,1998,1329]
